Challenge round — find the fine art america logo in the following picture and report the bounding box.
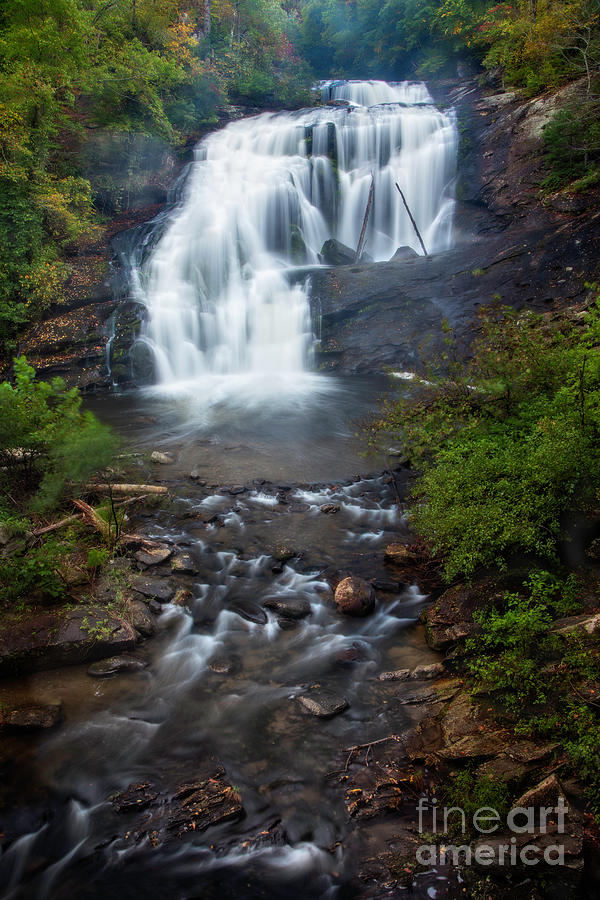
[415,796,568,867]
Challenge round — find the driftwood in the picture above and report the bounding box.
[73,498,164,551]
[72,499,112,541]
[355,173,375,262]
[28,514,83,539]
[84,483,168,495]
[27,495,150,542]
[395,183,428,256]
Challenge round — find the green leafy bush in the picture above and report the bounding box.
[0,357,118,511]
[443,770,510,837]
[463,569,600,816]
[0,537,69,606]
[372,300,600,580]
[542,101,600,192]
[466,571,579,711]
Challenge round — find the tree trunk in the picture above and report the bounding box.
[204,0,211,38]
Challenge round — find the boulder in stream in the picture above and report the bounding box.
[228,599,268,625]
[334,576,375,616]
[389,245,419,261]
[209,655,241,675]
[297,688,349,718]
[263,597,312,619]
[150,451,173,464]
[224,484,246,495]
[0,702,63,730]
[88,655,148,677]
[170,553,200,575]
[131,576,176,603]
[127,599,158,638]
[134,545,172,568]
[319,239,356,266]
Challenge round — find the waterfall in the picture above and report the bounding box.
[136,80,457,390]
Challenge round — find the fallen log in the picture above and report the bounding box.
[28,514,83,539]
[73,498,166,552]
[355,173,375,262]
[84,483,168,495]
[395,183,428,256]
[72,499,112,541]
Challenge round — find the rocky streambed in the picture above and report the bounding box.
[1,392,598,899]
[0,381,453,899]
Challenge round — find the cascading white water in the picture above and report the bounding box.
[136,79,457,390]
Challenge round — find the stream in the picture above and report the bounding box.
[0,80,458,898]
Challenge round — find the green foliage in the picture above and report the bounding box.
[542,100,600,192]
[0,0,310,355]
[297,0,600,98]
[464,568,600,816]
[466,571,579,711]
[372,301,600,580]
[87,547,109,570]
[0,537,69,606]
[0,357,118,511]
[443,770,510,836]
[95,498,126,546]
[563,704,600,814]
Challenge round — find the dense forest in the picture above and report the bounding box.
[1,0,599,359]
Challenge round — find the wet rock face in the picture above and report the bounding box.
[310,82,600,377]
[0,606,137,676]
[334,575,376,617]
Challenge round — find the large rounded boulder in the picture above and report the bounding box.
[334,576,375,617]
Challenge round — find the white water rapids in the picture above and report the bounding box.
[136,79,457,389]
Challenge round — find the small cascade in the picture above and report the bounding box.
[135,79,457,389]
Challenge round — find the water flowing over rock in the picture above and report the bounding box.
[134,80,457,390]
